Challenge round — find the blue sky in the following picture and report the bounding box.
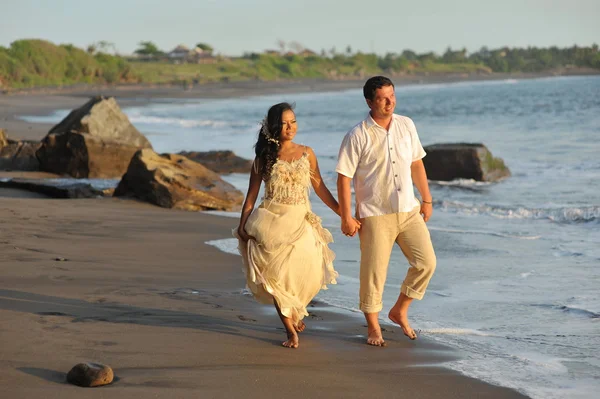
[1,0,598,55]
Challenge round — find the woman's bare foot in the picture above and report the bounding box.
[388,310,417,340]
[282,331,299,348]
[294,320,306,333]
[367,328,386,346]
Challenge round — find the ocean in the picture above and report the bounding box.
[23,75,600,399]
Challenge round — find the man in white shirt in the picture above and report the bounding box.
[336,76,436,346]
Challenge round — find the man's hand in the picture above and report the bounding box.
[341,217,361,237]
[420,202,433,222]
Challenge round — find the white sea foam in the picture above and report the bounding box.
[203,210,240,218]
[205,238,239,256]
[438,201,600,223]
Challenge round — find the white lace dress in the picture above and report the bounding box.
[235,153,337,323]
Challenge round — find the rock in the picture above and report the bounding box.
[0,178,104,198]
[36,96,152,178]
[423,143,510,182]
[114,149,243,211]
[66,362,114,387]
[0,139,42,171]
[0,129,7,148]
[178,150,253,174]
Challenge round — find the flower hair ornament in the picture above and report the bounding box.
[260,116,280,145]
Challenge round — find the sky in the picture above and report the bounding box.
[1,0,598,56]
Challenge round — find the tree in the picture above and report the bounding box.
[86,41,117,55]
[276,39,286,54]
[401,49,417,61]
[346,45,352,56]
[134,41,161,56]
[289,41,304,53]
[195,43,213,53]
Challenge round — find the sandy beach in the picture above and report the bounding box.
[0,80,530,398]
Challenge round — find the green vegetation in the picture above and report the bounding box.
[1,40,599,90]
[0,40,136,88]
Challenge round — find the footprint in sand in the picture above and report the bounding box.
[238,315,257,322]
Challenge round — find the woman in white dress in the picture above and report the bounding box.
[235,102,354,348]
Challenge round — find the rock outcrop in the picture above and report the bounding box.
[178,150,253,174]
[36,96,152,178]
[114,149,243,211]
[0,178,104,198]
[1,136,42,171]
[423,143,510,182]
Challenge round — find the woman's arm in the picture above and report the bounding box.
[307,147,340,215]
[237,158,263,241]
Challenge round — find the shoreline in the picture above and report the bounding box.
[0,79,533,397]
[0,194,529,398]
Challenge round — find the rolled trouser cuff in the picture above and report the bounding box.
[401,284,425,300]
[359,301,383,314]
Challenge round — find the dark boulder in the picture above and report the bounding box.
[423,143,510,182]
[114,149,243,211]
[179,150,253,174]
[0,131,42,171]
[36,96,152,178]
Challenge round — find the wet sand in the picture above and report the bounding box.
[0,195,528,398]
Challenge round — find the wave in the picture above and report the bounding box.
[437,200,600,224]
[397,78,520,93]
[128,115,249,129]
[428,226,541,240]
[414,327,495,336]
[531,303,600,319]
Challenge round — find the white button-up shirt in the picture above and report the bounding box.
[336,113,426,218]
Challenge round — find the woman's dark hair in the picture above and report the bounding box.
[254,102,294,180]
[363,76,394,101]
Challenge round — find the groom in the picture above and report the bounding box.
[336,76,436,346]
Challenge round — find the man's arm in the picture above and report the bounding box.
[411,159,433,222]
[337,174,361,236]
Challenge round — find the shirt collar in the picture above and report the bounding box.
[364,113,394,132]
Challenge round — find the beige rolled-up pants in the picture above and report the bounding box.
[358,206,436,313]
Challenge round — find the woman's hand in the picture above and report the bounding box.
[341,217,361,237]
[237,226,255,242]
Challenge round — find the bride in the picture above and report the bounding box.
[235,102,356,348]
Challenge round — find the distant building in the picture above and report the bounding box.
[299,49,317,57]
[168,45,216,64]
[168,45,191,61]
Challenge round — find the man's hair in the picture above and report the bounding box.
[363,76,394,101]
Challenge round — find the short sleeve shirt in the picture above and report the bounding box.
[336,113,426,218]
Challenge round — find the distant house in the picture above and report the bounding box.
[168,45,216,64]
[299,49,317,57]
[264,50,280,55]
[168,45,190,61]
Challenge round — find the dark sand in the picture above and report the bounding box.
[0,78,531,398]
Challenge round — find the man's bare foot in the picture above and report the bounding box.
[294,320,306,333]
[367,329,386,346]
[388,310,417,340]
[282,331,299,348]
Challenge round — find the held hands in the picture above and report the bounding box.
[341,217,361,237]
